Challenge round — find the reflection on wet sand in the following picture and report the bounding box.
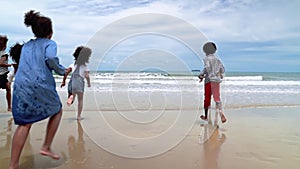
[0,111,226,169]
[2,106,298,169]
[63,121,90,168]
[0,118,13,161]
[0,117,65,169]
[201,122,226,169]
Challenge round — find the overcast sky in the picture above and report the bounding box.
[1,0,299,72]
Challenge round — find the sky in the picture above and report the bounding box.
[0,0,300,72]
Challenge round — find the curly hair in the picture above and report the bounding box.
[203,42,217,55]
[24,10,53,38]
[0,35,8,50]
[9,43,23,64]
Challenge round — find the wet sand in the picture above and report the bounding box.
[1,106,300,169]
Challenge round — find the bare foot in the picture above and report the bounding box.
[67,95,74,107]
[8,163,18,169]
[7,107,12,112]
[220,112,227,123]
[200,115,208,121]
[40,149,60,160]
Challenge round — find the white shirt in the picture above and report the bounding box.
[69,63,89,78]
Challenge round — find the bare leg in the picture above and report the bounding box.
[208,109,212,124]
[6,82,12,111]
[67,95,74,107]
[216,102,227,123]
[77,92,84,120]
[40,109,62,160]
[214,109,219,126]
[9,124,32,169]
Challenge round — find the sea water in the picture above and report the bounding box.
[54,72,300,111]
[1,72,299,112]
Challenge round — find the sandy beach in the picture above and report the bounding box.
[1,94,300,169]
[1,72,300,169]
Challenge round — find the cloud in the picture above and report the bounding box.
[175,0,300,42]
[95,33,202,71]
[0,1,47,43]
[1,0,299,72]
[85,12,209,71]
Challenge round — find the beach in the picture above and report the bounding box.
[1,72,300,169]
[1,107,299,169]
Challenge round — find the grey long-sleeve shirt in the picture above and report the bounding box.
[199,54,225,84]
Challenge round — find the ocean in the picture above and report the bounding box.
[53,71,300,111]
[1,72,299,112]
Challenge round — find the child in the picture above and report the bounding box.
[198,42,227,123]
[9,10,71,169]
[7,43,23,86]
[9,43,23,72]
[0,35,12,111]
[61,46,91,120]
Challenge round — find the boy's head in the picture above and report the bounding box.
[73,46,92,65]
[203,42,217,55]
[0,35,8,51]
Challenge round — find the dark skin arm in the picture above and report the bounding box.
[198,74,205,83]
[60,67,72,88]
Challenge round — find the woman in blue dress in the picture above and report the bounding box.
[9,10,71,169]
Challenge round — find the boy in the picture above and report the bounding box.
[198,42,227,123]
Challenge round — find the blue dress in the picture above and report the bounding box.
[12,38,66,125]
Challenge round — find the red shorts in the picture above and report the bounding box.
[204,82,221,109]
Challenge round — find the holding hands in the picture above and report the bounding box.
[61,67,72,88]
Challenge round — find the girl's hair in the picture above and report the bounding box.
[24,10,53,38]
[0,35,8,49]
[73,46,92,66]
[203,42,217,55]
[9,43,23,64]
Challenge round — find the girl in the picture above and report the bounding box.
[61,46,91,120]
[9,42,23,72]
[7,43,23,87]
[9,10,71,169]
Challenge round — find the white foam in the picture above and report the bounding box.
[224,76,263,81]
[54,73,300,94]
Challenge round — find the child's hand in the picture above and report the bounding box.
[198,75,204,83]
[12,64,18,69]
[66,67,72,74]
[60,81,65,88]
[217,72,223,79]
